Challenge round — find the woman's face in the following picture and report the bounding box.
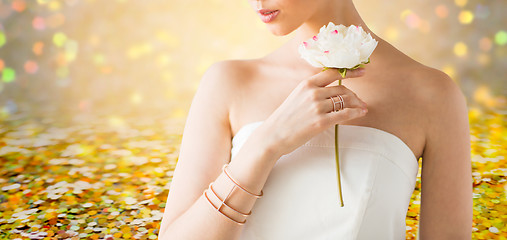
[248,0,326,36]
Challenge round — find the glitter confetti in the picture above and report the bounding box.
[0,102,503,239]
[0,112,181,239]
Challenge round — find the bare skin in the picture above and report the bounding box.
[229,39,427,160]
[159,0,473,239]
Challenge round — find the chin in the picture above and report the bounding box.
[267,25,295,37]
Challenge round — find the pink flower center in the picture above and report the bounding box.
[303,41,308,48]
[332,30,338,34]
[313,35,318,41]
[324,50,329,54]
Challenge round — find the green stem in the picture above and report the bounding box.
[336,78,344,207]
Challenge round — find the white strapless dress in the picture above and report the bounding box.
[231,121,419,240]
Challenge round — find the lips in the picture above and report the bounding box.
[257,9,279,23]
[258,9,278,15]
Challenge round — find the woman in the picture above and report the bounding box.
[158,0,473,239]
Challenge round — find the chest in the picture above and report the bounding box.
[229,71,425,160]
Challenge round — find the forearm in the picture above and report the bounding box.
[418,222,472,240]
[418,178,473,239]
[159,130,282,240]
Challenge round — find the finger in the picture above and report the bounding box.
[319,85,367,107]
[324,107,368,126]
[310,67,365,88]
[317,93,367,114]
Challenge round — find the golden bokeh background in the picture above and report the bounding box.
[0,0,505,116]
[0,0,505,239]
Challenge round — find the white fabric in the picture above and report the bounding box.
[230,121,419,240]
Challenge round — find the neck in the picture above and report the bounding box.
[295,0,374,41]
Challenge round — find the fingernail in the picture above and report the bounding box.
[357,68,365,73]
[362,108,368,113]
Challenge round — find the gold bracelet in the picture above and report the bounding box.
[208,182,252,217]
[203,189,246,225]
[222,164,263,198]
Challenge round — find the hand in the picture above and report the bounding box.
[262,67,368,157]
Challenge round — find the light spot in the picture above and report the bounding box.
[0,31,6,48]
[494,30,507,46]
[453,42,468,57]
[479,37,492,51]
[11,0,26,12]
[33,41,44,55]
[442,65,456,79]
[385,27,398,41]
[435,5,449,18]
[32,17,46,30]
[24,61,39,74]
[52,32,67,47]
[2,67,16,83]
[455,0,467,7]
[458,10,474,24]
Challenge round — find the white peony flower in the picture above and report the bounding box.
[298,22,378,76]
[297,22,378,207]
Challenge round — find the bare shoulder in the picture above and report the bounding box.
[412,63,463,98]
[404,62,469,154]
[404,64,473,238]
[199,59,257,112]
[203,58,259,96]
[204,59,255,80]
[406,62,467,117]
[157,59,257,236]
[200,58,262,130]
[201,59,253,94]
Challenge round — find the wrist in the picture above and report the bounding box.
[249,124,284,162]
